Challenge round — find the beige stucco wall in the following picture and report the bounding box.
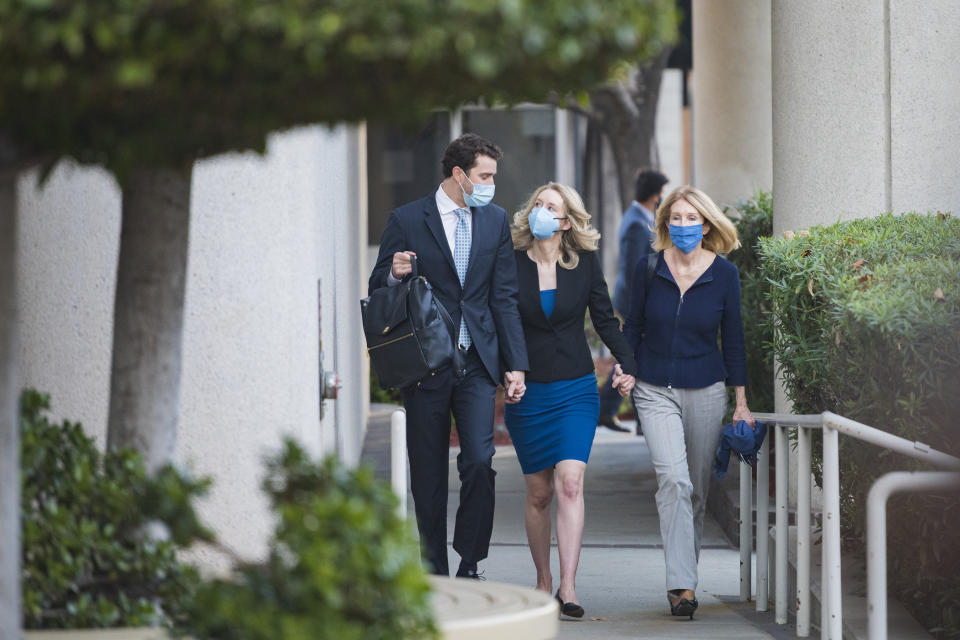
[16,125,367,565]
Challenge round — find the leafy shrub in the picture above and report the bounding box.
[758,212,960,638]
[20,389,212,628]
[370,365,401,405]
[183,439,437,640]
[725,190,775,414]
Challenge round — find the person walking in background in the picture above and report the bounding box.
[597,169,669,434]
[624,185,754,619]
[504,182,636,618]
[368,133,529,579]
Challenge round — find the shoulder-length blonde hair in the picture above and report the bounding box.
[511,182,601,270]
[653,185,741,254]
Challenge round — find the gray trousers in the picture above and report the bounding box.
[632,379,726,591]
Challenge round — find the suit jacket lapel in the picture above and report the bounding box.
[519,251,554,328]
[423,197,458,280]
[464,205,484,285]
[553,260,569,324]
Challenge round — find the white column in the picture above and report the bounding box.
[889,1,960,214]
[771,1,887,234]
[655,69,684,193]
[692,0,772,207]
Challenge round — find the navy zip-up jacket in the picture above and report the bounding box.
[623,251,746,389]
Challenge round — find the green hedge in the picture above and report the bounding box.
[183,440,437,640]
[726,190,775,414]
[758,212,960,638]
[20,390,211,628]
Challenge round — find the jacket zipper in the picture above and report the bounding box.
[667,292,683,389]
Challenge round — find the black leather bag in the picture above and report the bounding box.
[361,257,461,390]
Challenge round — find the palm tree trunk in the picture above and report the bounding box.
[107,166,192,473]
[0,164,21,637]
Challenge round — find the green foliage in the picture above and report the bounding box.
[1,0,677,177]
[758,212,960,638]
[369,364,401,405]
[725,190,775,414]
[183,439,436,640]
[20,389,212,629]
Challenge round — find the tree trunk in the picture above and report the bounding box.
[107,167,192,473]
[589,50,672,209]
[0,164,21,638]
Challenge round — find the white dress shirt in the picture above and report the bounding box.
[388,185,472,285]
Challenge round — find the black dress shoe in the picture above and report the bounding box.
[597,414,630,433]
[555,590,584,618]
[668,591,698,619]
[455,566,485,580]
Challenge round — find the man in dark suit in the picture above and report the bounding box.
[597,168,669,434]
[369,133,529,578]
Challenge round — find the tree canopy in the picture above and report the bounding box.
[0,0,677,178]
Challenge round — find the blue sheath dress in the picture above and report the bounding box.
[504,290,601,474]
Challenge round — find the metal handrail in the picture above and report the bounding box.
[740,411,960,639]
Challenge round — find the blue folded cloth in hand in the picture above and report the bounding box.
[713,419,767,480]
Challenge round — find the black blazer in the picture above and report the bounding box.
[369,194,530,383]
[514,249,637,383]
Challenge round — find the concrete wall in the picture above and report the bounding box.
[772,1,888,234]
[692,0,773,208]
[16,125,367,565]
[889,1,960,215]
[771,0,960,233]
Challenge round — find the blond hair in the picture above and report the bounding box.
[653,185,741,254]
[511,182,601,269]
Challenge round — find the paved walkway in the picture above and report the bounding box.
[363,405,792,639]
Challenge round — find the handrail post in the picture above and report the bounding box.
[867,471,960,640]
[391,409,408,517]
[796,425,812,636]
[756,434,770,611]
[740,459,752,601]
[821,420,843,639]
[775,423,789,624]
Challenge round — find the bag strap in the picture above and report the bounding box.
[429,292,464,373]
[644,251,657,301]
[409,254,419,279]
[406,259,464,375]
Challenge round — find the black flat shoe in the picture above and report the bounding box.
[669,596,698,620]
[455,567,485,580]
[555,589,584,618]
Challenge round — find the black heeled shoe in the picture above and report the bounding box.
[668,591,699,620]
[555,589,584,618]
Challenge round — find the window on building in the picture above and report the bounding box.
[367,112,450,244]
[463,106,556,216]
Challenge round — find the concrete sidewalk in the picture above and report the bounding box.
[363,407,790,639]
[447,427,783,639]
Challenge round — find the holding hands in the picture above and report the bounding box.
[503,370,526,404]
[610,363,635,398]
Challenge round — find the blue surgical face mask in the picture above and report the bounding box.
[458,170,495,207]
[669,223,703,253]
[529,207,560,239]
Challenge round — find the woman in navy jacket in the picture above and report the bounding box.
[624,185,755,619]
[505,182,636,618]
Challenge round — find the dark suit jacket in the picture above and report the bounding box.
[514,249,637,383]
[369,194,529,383]
[612,201,655,317]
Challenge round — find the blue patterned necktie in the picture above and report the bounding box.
[453,208,472,349]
